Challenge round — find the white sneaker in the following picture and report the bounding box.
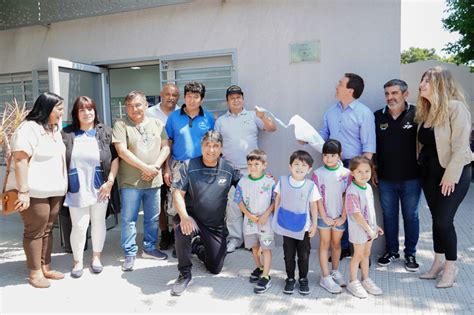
[330,269,346,287]
[347,280,368,299]
[320,275,342,294]
[226,240,239,253]
[362,278,382,295]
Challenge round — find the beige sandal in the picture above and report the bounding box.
[43,270,65,280]
[28,277,50,288]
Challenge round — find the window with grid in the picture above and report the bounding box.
[0,71,49,112]
[160,54,235,115]
[0,71,48,162]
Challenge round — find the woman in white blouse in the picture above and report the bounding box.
[9,92,67,288]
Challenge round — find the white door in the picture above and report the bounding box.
[48,57,111,126]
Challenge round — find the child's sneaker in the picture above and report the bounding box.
[347,279,368,298]
[254,276,272,294]
[283,278,296,294]
[320,275,342,294]
[361,278,382,295]
[330,269,346,287]
[298,278,311,295]
[249,267,263,283]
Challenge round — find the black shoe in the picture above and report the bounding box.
[254,276,272,294]
[405,254,420,272]
[340,248,352,260]
[249,267,263,283]
[172,246,177,259]
[329,248,352,262]
[191,236,202,255]
[283,278,296,294]
[377,252,400,266]
[171,273,193,296]
[159,230,173,250]
[298,278,311,295]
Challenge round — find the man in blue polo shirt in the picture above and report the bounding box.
[165,81,214,164]
[164,81,214,257]
[320,73,376,260]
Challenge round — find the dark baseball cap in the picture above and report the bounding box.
[226,85,244,98]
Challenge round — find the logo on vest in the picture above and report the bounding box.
[402,122,413,129]
[217,177,227,185]
[198,120,209,130]
[379,123,389,130]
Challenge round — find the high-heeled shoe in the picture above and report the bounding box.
[419,263,445,280]
[436,266,458,288]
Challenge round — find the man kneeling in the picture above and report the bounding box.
[170,131,240,296]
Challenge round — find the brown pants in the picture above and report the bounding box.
[20,196,63,270]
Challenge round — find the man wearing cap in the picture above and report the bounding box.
[146,83,180,251]
[215,85,277,253]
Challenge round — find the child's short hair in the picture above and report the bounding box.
[349,155,373,172]
[289,150,313,167]
[322,139,342,156]
[247,149,267,163]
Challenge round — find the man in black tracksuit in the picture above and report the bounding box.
[170,131,240,296]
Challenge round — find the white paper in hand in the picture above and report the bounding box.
[253,106,325,153]
[288,115,325,153]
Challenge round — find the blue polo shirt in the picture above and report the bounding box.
[165,105,215,161]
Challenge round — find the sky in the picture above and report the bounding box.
[401,0,461,57]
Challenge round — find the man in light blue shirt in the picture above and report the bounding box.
[215,85,276,253]
[320,73,376,260]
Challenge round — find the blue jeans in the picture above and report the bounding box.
[378,179,422,256]
[120,187,160,257]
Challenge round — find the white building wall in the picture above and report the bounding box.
[0,0,401,251]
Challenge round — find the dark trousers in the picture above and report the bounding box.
[175,217,227,276]
[422,161,471,261]
[20,196,62,270]
[283,233,311,279]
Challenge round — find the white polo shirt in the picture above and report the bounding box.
[215,109,264,169]
[145,102,180,125]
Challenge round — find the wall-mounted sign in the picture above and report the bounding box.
[290,40,320,63]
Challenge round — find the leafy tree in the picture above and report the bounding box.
[401,47,441,64]
[442,0,473,65]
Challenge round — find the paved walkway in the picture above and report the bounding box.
[1,184,473,314]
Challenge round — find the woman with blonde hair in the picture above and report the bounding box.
[416,66,472,288]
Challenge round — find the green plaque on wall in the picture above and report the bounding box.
[290,40,320,63]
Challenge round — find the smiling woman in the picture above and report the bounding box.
[61,96,120,279]
[7,92,68,288]
[415,67,472,289]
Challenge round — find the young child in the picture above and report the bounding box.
[312,139,350,294]
[234,149,276,294]
[272,150,320,295]
[345,156,384,298]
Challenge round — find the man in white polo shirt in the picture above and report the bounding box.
[215,85,277,253]
[145,83,180,252]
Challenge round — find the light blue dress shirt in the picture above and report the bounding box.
[320,99,376,160]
